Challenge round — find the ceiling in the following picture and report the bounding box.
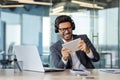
[0,0,118,8]
[34,0,118,7]
[52,0,118,8]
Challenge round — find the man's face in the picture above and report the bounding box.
[58,22,73,42]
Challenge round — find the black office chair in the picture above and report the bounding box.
[0,42,15,69]
[0,59,12,69]
[0,54,22,71]
[0,43,22,71]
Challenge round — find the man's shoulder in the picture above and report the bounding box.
[50,39,63,48]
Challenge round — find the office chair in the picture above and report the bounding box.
[0,53,22,71]
[0,43,22,71]
[0,52,13,69]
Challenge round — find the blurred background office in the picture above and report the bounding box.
[0,0,120,69]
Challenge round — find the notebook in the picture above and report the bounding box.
[14,45,64,72]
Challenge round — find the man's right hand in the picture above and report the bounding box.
[61,47,71,61]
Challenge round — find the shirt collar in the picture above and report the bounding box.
[62,37,73,43]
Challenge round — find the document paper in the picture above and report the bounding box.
[70,69,90,75]
[100,69,120,74]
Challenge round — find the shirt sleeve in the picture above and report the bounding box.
[86,49,94,59]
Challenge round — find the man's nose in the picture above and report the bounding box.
[64,29,69,33]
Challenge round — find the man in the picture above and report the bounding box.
[50,15,100,69]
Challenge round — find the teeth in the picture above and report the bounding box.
[65,34,70,37]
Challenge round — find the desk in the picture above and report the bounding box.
[0,69,120,80]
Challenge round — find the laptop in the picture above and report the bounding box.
[14,45,64,72]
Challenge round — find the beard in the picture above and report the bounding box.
[63,33,72,42]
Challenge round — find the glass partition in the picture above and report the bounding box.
[0,0,119,69]
[50,0,119,68]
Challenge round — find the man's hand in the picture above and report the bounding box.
[61,47,71,61]
[77,40,90,54]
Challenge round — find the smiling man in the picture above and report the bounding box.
[50,15,100,69]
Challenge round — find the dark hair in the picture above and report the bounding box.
[54,15,75,33]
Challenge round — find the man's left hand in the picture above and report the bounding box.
[77,40,90,54]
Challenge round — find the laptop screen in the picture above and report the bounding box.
[14,45,45,72]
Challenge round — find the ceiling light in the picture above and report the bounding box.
[72,0,104,9]
[18,0,52,6]
[0,4,24,8]
[52,6,64,13]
